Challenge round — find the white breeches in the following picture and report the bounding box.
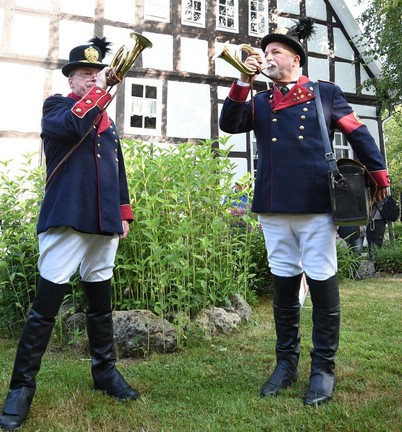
[38,226,119,284]
[258,213,337,281]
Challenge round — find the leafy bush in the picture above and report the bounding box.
[113,139,258,322]
[0,154,44,333]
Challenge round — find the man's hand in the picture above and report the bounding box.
[96,67,122,89]
[372,186,388,204]
[119,220,130,240]
[240,54,263,84]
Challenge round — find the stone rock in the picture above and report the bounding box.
[193,306,242,336]
[65,312,86,333]
[112,310,177,358]
[355,259,376,280]
[223,294,252,322]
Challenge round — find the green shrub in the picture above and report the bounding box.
[0,154,44,333]
[370,241,402,273]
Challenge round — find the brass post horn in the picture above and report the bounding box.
[109,32,153,79]
[213,41,266,76]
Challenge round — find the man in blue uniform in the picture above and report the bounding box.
[219,19,389,406]
[0,37,138,431]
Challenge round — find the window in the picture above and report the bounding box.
[124,79,162,136]
[144,0,170,22]
[182,0,205,27]
[249,0,268,37]
[334,132,353,159]
[216,0,239,33]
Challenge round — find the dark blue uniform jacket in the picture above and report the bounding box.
[38,87,133,235]
[219,76,389,214]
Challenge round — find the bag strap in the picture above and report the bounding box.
[312,82,346,188]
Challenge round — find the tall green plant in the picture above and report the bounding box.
[0,154,44,333]
[114,138,257,323]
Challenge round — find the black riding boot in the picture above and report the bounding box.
[82,280,139,401]
[0,277,67,431]
[260,273,302,397]
[304,274,340,406]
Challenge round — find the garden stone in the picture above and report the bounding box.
[194,307,242,336]
[112,310,177,357]
[65,312,86,333]
[223,294,252,322]
[355,259,376,280]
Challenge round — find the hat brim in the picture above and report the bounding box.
[62,61,108,77]
[260,34,306,66]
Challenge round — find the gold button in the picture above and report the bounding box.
[301,115,306,120]
[96,89,102,94]
[97,143,101,147]
[115,139,118,143]
[272,118,278,122]
[75,108,82,113]
[307,93,312,97]
[303,108,308,112]
[93,125,96,129]
[272,138,277,142]
[310,87,314,91]
[112,131,116,135]
[86,99,92,104]
[97,154,101,158]
[116,158,119,162]
[272,110,277,114]
[299,126,305,130]
[114,148,118,152]
[97,134,101,138]
[298,136,304,140]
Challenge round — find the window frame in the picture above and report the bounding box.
[216,0,239,34]
[248,0,268,37]
[181,0,206,28]
[144,0,171,23]
[333,131,353,159]
[123,78,163,136]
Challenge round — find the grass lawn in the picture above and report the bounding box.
[0,277,401,432]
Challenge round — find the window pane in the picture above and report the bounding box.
[132,84,144,97]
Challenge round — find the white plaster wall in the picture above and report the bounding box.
[142,32,174,71]
[11,13,49,57]
[104,0,136,23]
[308,23,329,56]
[306,0,327,21]
[181,37,209,75]
[0,138,41,172]
[59,20,98,60]
[277,0,300,15]
[307,57,330,83]
[335,62,356,92]
[166,81,211,139]
[60,0,95,16]
[218,104,247,153]
[333,28,355,60]
[229,157,249,185]
[1,64,44,133]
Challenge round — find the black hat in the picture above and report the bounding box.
[260,18,316,67]
[62,36,112,77]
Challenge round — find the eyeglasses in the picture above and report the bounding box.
[71,71,98,79]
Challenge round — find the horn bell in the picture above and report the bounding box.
[213,41,260,76]
[110,32,153,79]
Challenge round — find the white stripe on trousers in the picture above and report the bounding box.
[258,213,337,280]
[38,226,119,284]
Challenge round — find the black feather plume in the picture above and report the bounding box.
[88,36,112,59]
[290,17,316,42]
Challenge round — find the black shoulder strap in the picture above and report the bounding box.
[313,82,344,183]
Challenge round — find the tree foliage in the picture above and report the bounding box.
[356,1,402,197]
[356,0,402,110]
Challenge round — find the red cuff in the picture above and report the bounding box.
[370,170,390,187]
[71,87,112,118]
[121,204,134,222]
[228,82,250,102]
